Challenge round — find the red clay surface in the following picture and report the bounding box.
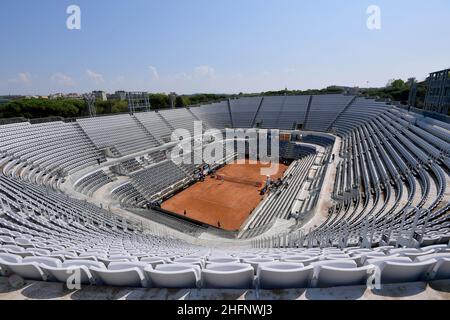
[161,162,288,231]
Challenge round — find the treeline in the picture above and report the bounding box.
[361,79,427,109]
[241,87,345,97]
[0,82,428,120]
[0,93,229,119]
[0,99,88,119]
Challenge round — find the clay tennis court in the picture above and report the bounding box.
[161,161,288,231]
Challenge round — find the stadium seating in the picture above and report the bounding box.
[133,112,173,143]
[130,160,190,202]
[0,122,105,189]
[257,262,314,289]
[147,264,201,288]
[74,170,113,196]
[277,95,311,130]
[0,94,449,293]
[190,101,232,129]
[158,108,201,136]
[229,97,262,128]
[77,114,159,156]
[305,95,355,132]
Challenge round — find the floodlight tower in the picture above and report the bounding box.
[83,93,96,117]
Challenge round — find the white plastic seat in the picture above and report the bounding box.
[90,266,147,287]
[65,255,98,262]
[207,257,240,264]
[156,254,177,261]
[374,246,395,253]
[365,256,411,266]
[7,250,34,258]
[322,249,344,254]
[310,259,358,268]
[316,265,375,288]
[52,250,78,258]
[388,248,421,255]
[265,254,284,260]
[2,245,25,252]
[172,258,204,268]
[401,249,437,260]
[281,255,320,265]
[415,253,450,262]
[62,259,106,269]
[377,260,436,284]
[421,244,448,252]
[95,257,129,267]
[324,255,361,264]
[257,262,313,289]
[108,261,151,271]
[357,252,388,265]
[0,236,16,244]
[108,254,138,262]
[323,254,351,260]
[1,261,46,281]
[147,264,200,288]
[202,263,254,289]
[139,257,166,268]
[346,248,373,255]
[242,258,274,273]
[23,256,62,268]
[14,238,34,248]
[26,248,51,256]
[41,265,94,285]
[0,253,22,276]
[429,258,450,280]
[237,255,259,262]
[0,252,22,263]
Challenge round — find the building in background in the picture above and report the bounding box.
[424,68,450,115]
[108,91,127,101]
[115,91,127,101]
[65,93,82,100]
[49,93,63,99]
[92,90,107,101]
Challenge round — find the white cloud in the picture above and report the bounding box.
[51,72,75,86]
[18,72,32,84]
[193,65,215,78]
[86,69,104,84]
[148,66,159,80]
[8,72,32,84]
[174,72,192,80]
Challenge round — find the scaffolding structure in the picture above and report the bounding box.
[127,92,151,114]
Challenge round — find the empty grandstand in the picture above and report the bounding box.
[0,93,449,299]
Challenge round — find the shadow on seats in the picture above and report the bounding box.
[189,289,253,300]
[20,281,75,300]
[126,288,191,300]
[69,285,132,300]
[259,288,307,300]
[305,286,366,300]
[0,276,34,295]
[370,282,427,298]
[428,280,450,293]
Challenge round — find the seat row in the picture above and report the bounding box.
[1,245,449,289]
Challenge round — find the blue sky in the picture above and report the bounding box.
[1,0,449,95]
